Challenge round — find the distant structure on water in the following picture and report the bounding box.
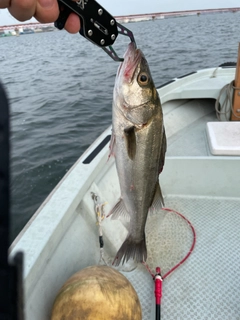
[0,7,240,36]
[115,7,240,23]
[0,25,55,36]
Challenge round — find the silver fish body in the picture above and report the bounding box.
[110,43,166,265]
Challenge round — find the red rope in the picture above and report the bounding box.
[142,261,155,278]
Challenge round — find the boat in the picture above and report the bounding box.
[20,28,35,35]
[8,55,240,319]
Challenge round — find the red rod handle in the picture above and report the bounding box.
[155,267,162,305]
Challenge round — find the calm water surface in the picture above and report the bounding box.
[0,12,239,240]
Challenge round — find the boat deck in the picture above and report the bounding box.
[122,196,240,319]
[163,98,218,157]
[166,101,216,157]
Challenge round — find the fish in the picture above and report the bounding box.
[110,42,167,265]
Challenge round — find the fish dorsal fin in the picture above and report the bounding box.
[108,199,130,221]
[124,126,136,160]
[149,182,165,212]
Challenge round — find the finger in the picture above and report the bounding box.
[34,0,59,23]
[64,13,81,34]
[8,0,36,21]
[0,0,11,9]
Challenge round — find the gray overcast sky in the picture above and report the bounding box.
[0,0,239,26]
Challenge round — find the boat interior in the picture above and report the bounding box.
[10,67,240,319]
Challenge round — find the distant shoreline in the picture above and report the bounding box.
[0,8,239,34]
[115,7,240,23]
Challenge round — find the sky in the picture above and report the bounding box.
[0,0,239,26]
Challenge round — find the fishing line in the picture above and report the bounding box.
[91,192,109,265]
[143,207,196,320]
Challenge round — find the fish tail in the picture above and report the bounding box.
[113,234,147,266]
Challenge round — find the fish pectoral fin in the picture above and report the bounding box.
[158,127,167,174]
[149,182,165,211]
[108,132,115,159]
[124,126,136,160]
[107,199,130,221]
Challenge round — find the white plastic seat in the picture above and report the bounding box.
[206,121,240,155]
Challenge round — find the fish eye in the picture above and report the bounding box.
[138,72,149,85]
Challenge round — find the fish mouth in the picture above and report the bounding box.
[117,43,142,82]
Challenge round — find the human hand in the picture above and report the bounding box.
[0,0,81,33]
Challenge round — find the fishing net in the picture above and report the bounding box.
[143,207,196,319]
[145,207,195,278]
[91,193,196,320]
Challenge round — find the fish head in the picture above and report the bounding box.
[114,43,160,126]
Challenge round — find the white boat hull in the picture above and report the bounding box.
[10,67,240,319]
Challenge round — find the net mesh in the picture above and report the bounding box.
[145,208,194,277]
